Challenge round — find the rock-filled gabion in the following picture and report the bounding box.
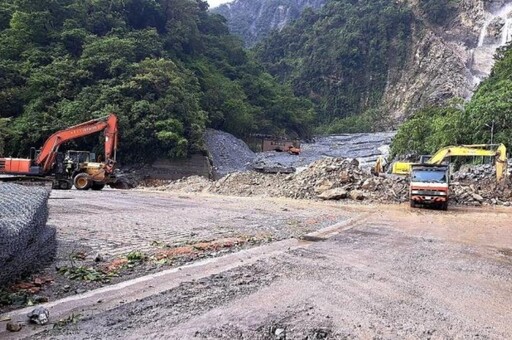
[0,183,56,286]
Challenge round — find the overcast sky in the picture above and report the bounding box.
[207,0,232,8]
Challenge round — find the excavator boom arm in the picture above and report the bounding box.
[427,144,507,181]
[36,114,118,173]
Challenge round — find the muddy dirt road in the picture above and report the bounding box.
[2,190,512,339]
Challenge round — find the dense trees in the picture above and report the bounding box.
[419,0,458,26]
[254,0,413,131]
[0,0,314,162]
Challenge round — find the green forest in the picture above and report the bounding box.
[254,0,414,131]
[1,0,511,162]
[0,0,314,161]
[391,44,512,157]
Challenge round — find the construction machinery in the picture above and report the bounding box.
[385,144,507,181]
[0,114,119,190]
[409,164,450,210]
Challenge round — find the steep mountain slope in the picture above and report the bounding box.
[254,0,415,126]
[384,0,512,122]
[212,0,326,46]
[253,0,512,128]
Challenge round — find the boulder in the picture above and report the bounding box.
[318,188,348,200]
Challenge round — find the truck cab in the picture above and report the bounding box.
[409,164,449,210]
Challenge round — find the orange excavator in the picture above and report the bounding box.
[0,114,120,190]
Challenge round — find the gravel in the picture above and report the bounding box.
[204,130,394,176]
[204,129,255,179]
[252,132,395,173]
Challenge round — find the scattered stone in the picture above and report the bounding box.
[274,327,286,339]
[33,295,49,303]
[27,307,49,325]
[94,253,104,262]
[472,193,484,203]
[6,321,23,332]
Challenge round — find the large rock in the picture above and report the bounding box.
[318,188,348,200]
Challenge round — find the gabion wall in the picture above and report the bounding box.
[0,183,56,286]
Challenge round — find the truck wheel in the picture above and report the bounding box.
[91,183,105,191]
[440,202,448,211]
[410,200,416,208]
[74,173,91,190]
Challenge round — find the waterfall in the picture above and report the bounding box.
[471,2,512,85]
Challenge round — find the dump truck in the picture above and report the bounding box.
[0,114,120,190]
[409,164,450,210]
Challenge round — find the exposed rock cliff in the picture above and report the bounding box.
[212,0,326,47]
[217,0,512,121]
[385,0,512,121]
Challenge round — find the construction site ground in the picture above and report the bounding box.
[2,189,512,339]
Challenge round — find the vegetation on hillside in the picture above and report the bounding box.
[0,0,314,162]
[419,0,459,26]
[391,44,512,157]
[254,0,414,132]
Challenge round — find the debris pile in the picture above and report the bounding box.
[450,180,512,206]
[449,164,512,206]
[452,164,495,182]
[148,157,512,206]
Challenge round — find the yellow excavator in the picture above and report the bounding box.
[377,144,508,181]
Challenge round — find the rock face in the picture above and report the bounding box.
[384,0,512,121]
[216,0,512,121]
[212,0,326,47]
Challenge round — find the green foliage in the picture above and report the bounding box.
[391,43,512,157]
[316,109,390,135]
[0,118,10,154]
[0,0,313,161]
[126,251,146,262]
[390,106,463,157]
[419,0,458,26]
[58,266,112,283]
[254,0,413,125]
